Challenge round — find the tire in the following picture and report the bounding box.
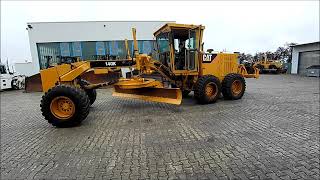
[194,75,221,104]
[79,79,97,105]
[222,73,246,100]
[11,79,19,90]
[256,65,264,73]
[276,68,283,74]
[40,85,90,127]
[245,66,255,74]
[269,65,276,74]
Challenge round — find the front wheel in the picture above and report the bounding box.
[194,75,221,104]
[11,79,19,90]
[40,85,90,127]
[222,74,246,100]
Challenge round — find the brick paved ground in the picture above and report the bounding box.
[1,75,319,180]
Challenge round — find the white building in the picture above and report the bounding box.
[291,42,320,75]
[22,21,173,76]
[14,61,34,76]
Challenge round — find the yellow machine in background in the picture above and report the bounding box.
[39,23,259,127]
[253,55,284,74]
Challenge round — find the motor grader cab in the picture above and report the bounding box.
[39,23,259,127]
[154,24,203,74]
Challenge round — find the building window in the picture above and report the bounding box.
[60,43,71,57]
[82,41,97,60]
[37,43,60,69]
[143,41,153,55]
[37,40,156,69]
[116,41,126,59]
[96,41,106,60]
[59,42,77,64]
[72,42,82,58]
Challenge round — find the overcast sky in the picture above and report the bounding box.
[1,1,319,63]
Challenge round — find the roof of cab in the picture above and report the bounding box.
[153,23,205,36]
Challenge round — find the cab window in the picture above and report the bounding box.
[156,33,170,53]
[156,33,170,66]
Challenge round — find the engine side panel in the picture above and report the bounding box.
[201,53,239,81]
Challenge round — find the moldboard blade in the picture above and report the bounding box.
[112,86,182,105]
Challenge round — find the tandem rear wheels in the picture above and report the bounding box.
[194,74,246,104]
[222,73,246,100]
[40,85,90,127]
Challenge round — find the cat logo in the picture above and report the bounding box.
[203,54,212,62]
[202,53,217,63]
[105,62,116,66]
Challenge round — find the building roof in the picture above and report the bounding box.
[290,41,320,47]
[27,20,175,24]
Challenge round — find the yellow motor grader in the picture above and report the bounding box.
[39,23,259,127]
[253,55,284,74]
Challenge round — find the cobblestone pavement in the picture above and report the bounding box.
[1,75,319,180]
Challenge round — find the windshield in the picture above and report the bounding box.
[307,65,320,69]
[0,65,7,74]
[156,33,170,53]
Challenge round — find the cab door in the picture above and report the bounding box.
[171,26,202,75]
[186,27,201,73]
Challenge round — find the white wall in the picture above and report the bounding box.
[291,42,320,74]
[27,21,173,75]
[14,62,35,76]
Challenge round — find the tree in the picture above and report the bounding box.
[253,52,265,62]
[251,42,297,63]
[240,42,297,64]
[238,53,246,64]
[273,42,297,62]
[238,53,254,63]
[285,42,297,63]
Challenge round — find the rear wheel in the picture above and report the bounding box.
[40,85,90,127]
[245,66,255,74]
[194,75,221,104]
[222,73,246,100]
[269,65,279,74]
[256,65,264,73]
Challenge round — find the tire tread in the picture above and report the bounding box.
[221,73,246,100]
[40,84,90,127]
[194,75,221,104]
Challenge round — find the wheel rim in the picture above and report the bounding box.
[205,82,218,98]
[50,96,75,120]
[231,80,243,96]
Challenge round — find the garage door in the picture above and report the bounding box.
[298,50,320,75]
